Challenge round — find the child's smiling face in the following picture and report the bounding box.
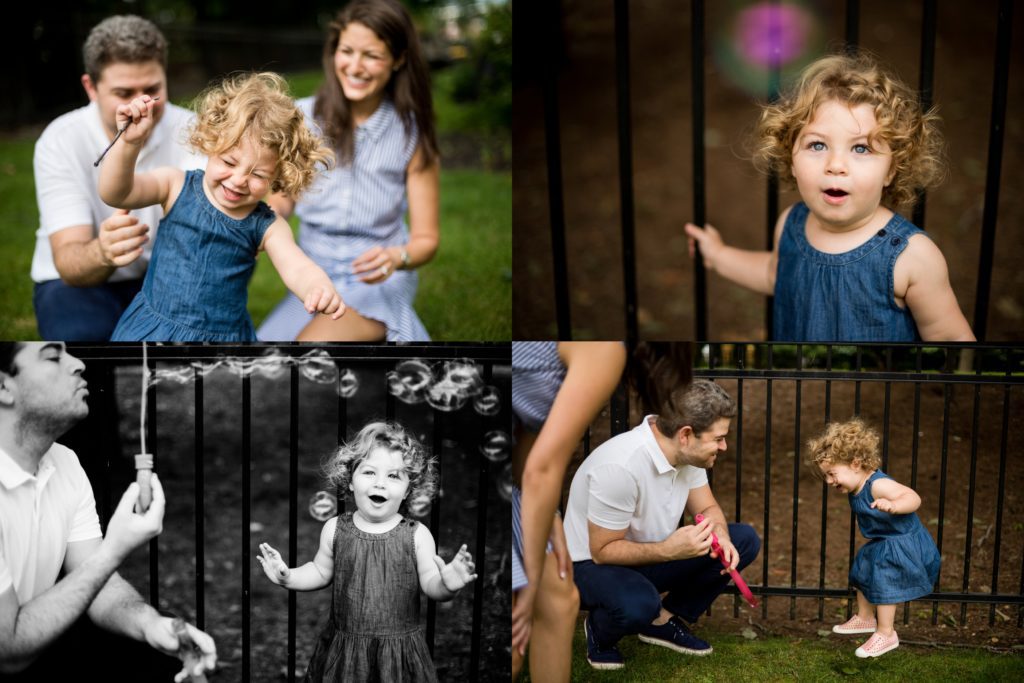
[350,446,410,523]
[203,135,277,218]
[818,459,870,494]
[790,99,895,232]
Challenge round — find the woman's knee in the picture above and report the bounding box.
[537,560,580,622]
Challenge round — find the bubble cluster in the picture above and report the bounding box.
[309,491,338,522]
[298,349,338,384]
[425,360,485,412]
[386,360,433,405]
[479,430,511,463]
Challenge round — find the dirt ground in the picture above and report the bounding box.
[562,374,1024,647]
[65,354,511,683]
[513,0,1024,340]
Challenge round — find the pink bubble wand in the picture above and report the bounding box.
[695,514,759,609]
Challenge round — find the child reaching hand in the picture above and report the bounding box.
[808,418,940,658]
[98,72,344,341]
[257,421,477,682]
[685,51,974,342]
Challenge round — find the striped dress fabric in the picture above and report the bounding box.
[511,342,567,591]
[257,97,429,341]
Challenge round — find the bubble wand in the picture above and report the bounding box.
[695,513,759,608]
[172,618,208,683]
[93,97,160,167]
[135,342,154,513]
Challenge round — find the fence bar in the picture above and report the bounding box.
[961,358,983,624]
[426,412,444,654]
[543,0,571,338]
[194,367,206,630]
[287,366,299,683]
[845,0,859,51]
[733,370,744,618]
[904,348,924,625]
[613,0,639,347]
[96,365,114,525]
[241,375,252,682]
[147,363,159,606]
[691,0,708,339]
[973,0,1014,340]
[470,363,493,676]
[933,362,953,625]
[912,0,937,229]
[817,347,832,621]
[790,346,802,619]
[881,348,892,470]
[761,346,773,618]
[990,353,1011,625]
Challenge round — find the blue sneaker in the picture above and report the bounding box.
[638,616,713,656]
[584,614,625,670]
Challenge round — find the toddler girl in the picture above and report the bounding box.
[257,421,477,682]
[685,51,974,342]
[808,418,940,658]
[98,72,344,341]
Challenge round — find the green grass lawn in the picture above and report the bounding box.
[521,623,1024,682]
[0,68,510,340]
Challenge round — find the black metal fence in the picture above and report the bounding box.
[63,343,511,683]
[570,343,1024,628]
[515,0,1018,342]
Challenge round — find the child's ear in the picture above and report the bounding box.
[850,459,862,471]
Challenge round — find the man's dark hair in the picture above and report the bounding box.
[655,379,736,437]
[83,15,168,83]
[0,342,22,376]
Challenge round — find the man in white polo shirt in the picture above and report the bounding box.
[32,15,203,340]
[563,379,761,670]
[0,342,216,681]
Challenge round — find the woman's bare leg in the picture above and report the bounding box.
[296,308,386,341]
[528,548,579,683]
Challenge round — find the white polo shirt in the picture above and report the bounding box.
[32,101,205,283]
[563,416,708,562]
[0,443,102,604]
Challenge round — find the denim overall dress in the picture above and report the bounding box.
[111,170,274,341]
[849,470,941,604]
[773,202,925,341]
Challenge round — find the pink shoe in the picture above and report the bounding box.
[832,615,877,634]
[855,631,899,658]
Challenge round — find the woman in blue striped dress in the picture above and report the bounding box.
[258,0,438,341]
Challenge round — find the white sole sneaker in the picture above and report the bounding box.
[855,634,899,658]
[833,624,877,634]
[637,633,714,656]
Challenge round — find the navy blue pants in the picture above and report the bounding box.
[574,523,761,647]
[34,278,142,341]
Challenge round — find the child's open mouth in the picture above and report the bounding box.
[823,188,849,205]
[369,494,387,504]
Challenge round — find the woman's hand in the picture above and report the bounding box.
[257,542,291,585]
[548,512,570,581]
[511,583,536,656]
[351,245,399,284]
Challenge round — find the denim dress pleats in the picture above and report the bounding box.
[304,514,437,683]
[848,470,941,604]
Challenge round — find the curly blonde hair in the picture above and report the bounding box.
[188,72,333,197]
[753,51,946,208]
[323,421,438,518]
[806,418,882,478]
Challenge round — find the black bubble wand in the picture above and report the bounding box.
[93,96,160,167]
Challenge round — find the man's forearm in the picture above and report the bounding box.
[87,572,160,641]
[0,550,121,671]
[593,537,671,567]
[53,240,116,287]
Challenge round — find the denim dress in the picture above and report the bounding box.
[511,342,566,592]
[304,514,436,683]
[111,170,274,341]
[849,470,941,604]
[773,202,925,341]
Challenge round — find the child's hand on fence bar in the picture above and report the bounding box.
[101,474,165,562]
[257,542,291,585]
[684,222,726,270]
[661,516,713,560]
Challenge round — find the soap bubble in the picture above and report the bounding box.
[480,430,511,463]
[299,349,338,384]
[252,348,289,380]
[146,364,194,388]
[426,378,468,412]
[387,359,432,404]
[337,368,359,398]
[309,491,337,522]
[439,360,484,397]
[497,462,513,502]
[473,385,501,416]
